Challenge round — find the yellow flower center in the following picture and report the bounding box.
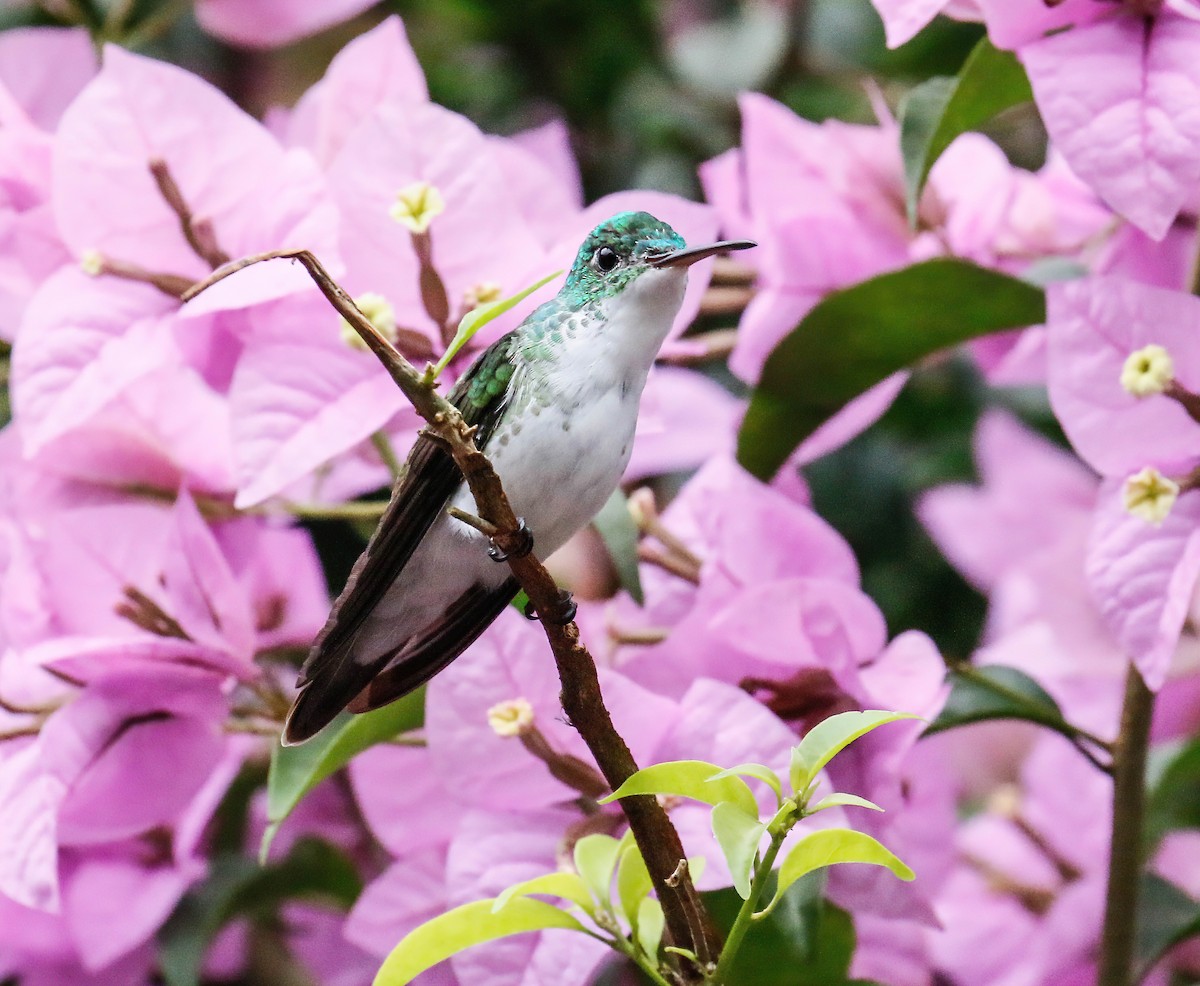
[1122,466,1179,525]
[390,180,445,234]
[486,697,535,737]
[339,292,397,351]
[1120,344,1174,398]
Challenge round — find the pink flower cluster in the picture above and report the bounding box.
[2,2,1200,983]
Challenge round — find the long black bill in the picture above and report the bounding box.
[649,239,756,269]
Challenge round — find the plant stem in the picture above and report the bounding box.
[1097,664,1155,986]
[707,831,787,985]
[370,431,403,483]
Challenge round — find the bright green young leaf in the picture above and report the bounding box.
[492,871,594,916]
[616,844,654,928]
[1135,873,1200,980]
[770,829,914,911]
[736,260,1045,480]
[374,898,586,986]
[601,760,758,818]
[431,269,562,378]
[924,665,1075,740]
[789,711,918,796]
[899,37,1032,224]
[809,793,885,814]
[592,488,645,605]
[262,689,425,861]
[708,762,784,804]
[711,802,766,900]
[636,897,666,961]
[574,833,624,909]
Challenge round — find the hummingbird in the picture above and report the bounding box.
[283,211,754,744]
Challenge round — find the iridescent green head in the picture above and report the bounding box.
[562,211,756,304]
[563,211,686,300]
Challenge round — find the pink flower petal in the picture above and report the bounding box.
[1047,276,1200,476]
[0,27,97,130]
[0,741,65,911]
[1021,13,1200,239]
[195,0,378,49]
[1086,479,1200,690]
[286,17,427,166]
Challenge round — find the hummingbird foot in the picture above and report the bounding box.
[487,518,534,562]
[522,589,578,626]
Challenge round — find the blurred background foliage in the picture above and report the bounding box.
[0,0,1063,666]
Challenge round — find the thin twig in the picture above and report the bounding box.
[149,159,230,269]
[184,249,720,979]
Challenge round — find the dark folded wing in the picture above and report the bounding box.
[283,335,518,743]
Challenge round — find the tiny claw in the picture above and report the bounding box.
[523,589,578,626]
[488,518,534,562]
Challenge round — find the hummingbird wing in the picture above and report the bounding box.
[283,335,520,744]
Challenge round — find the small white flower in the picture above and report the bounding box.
[1123,466,1179,525]
[1120,344,1174,398]
[486,697,535,737]
[390,181,445,234]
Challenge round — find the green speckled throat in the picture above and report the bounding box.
[561,211,685,302]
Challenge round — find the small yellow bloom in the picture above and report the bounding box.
[1123,466,1179,525]
[1120,344,1174,398]
[463,281,503,309]
[486,697,535,738]
[340,292,397,351]
[390,180,445,234]
[80,249,105,277]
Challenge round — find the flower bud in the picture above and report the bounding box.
[1120,344,1174,398]
[486,697,535,737]
[463,281,502,310]
[390,180,445,234]
[1122,466,1179,525]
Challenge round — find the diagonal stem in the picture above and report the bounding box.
[184,248,721,981]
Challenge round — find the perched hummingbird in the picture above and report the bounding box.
[283,211,754,744]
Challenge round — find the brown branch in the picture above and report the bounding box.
[149,158,230,270]
[1097,665,1155,986]
[184,249,720,980]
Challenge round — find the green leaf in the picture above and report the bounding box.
[1147,739,1200,848]
[492,871,594,916]
[708,762,784,804]
[701,878,856,986]
[600,759,759,818]
[736,259,1045,480]
[432,269,562,377]
[574,833,624,909]
[636,897,666,961]
[924,665,1075,740]
[770,829,914,911]
[616,844,654,929]
[374,898,587,986]
[809,793,885,814]
[899,38,1032,224]
[591,488,644,605]
[1136,873,1200,980]
[262,689,424,861]
[711,802,767,899]
[789,711,919,795]
[158,839,361,986]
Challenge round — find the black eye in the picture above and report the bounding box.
[593,247,619,272]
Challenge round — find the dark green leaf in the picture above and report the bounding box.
[592,488,645,605]
[1147,739,1200,848]
[262,689,425,860]
[737,260,1045,480]
[701,876,855,986]
[899,38,1032,224]
[925,665,1075,738]
[158,839,361,986]
[1136,873,1200,981]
